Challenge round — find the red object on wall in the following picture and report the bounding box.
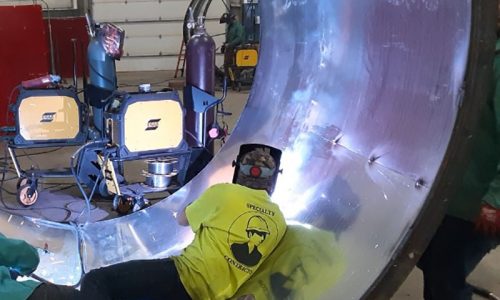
[45,17,89,78]
[0,5,50,126]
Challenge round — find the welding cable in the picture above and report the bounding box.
[4,85,20,126]
[471,283,500,300]
[64,199,98,215]
[2,147,66,179]
[203,0,213,17]
[184,129,200,144]
[184,0,200,43]
[39,183,76,193]
[16,147,63,158]
[0,141,18,211]
[184,129,214,154]
[0,145,72,222]
[70,142,98,224]
[70,141,108,224]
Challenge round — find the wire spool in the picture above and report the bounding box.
[143,172,175,188]
[143,157,178,188]
[146,157,177,175]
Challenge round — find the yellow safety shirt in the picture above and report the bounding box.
[232,224,345,300]
[173,183,287,300]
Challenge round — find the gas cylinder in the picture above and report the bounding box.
[185,17,216,95]
[87,25,119,134]
[87,36,117,92]
[184,17,216,149]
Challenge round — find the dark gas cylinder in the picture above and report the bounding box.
[184,17,216,150]
[87,31,118,134]
[185,18,216,94]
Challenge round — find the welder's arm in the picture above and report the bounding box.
[176,185,220,231]
[0,233,40,276]
[176,207,189,227]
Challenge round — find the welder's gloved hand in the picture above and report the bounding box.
[475,202,500,236]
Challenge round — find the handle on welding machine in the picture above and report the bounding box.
[188,76,228,114]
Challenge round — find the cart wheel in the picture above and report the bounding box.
[16,177,31,190]
[113,195,133,215]
[98,179,113,199]
[17,184,38,207]
[112,195,120,211]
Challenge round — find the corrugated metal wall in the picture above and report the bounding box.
[92,0,226,72]
[1,0,228,72]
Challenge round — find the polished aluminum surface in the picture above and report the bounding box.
[0,212,81,286]
[0,0,472,298]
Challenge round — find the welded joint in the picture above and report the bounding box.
[332,134,342,146]
[414,178,426,189]
[368,155,381,165]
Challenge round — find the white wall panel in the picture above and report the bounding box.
[93,1,188,22]
[93,0,227,72]
[120,22,183,37]
[123,36,180,56]
[93,0,226,22]
[116,54,224,72]
[119,20,224,43]
[122,32,225,56]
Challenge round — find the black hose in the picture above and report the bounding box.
[183,0,199,44]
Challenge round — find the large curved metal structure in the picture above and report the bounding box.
[1,0,496,299]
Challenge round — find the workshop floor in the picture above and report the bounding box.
[0,71,497,298]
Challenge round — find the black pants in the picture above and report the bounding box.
[28,283,79,300]
[79,258,191,300]
[417,216,499,300]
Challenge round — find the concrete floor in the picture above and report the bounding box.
[2,70,497,298]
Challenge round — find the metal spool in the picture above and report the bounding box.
[143,172,173,189]
[145,157,177,175]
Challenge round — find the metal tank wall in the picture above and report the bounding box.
[0,0,495,299]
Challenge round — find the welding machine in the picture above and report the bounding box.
[76,87,191,214]
[104,89,185,159]
[12,87,86,146]
[5,77,88,207]
[226,44,259,91]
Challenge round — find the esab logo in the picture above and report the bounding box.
[40,112,56,123]
[145,118,161,131]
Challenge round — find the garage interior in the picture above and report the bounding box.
[0,0,498,299]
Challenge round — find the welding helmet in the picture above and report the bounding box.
[220,12,236,24]
[232,144,282,194]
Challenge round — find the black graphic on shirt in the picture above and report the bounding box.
[270,272,293,299]
[230,215,270,266]
[269,250,321,298]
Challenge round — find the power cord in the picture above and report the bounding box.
[0,141,100,223]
